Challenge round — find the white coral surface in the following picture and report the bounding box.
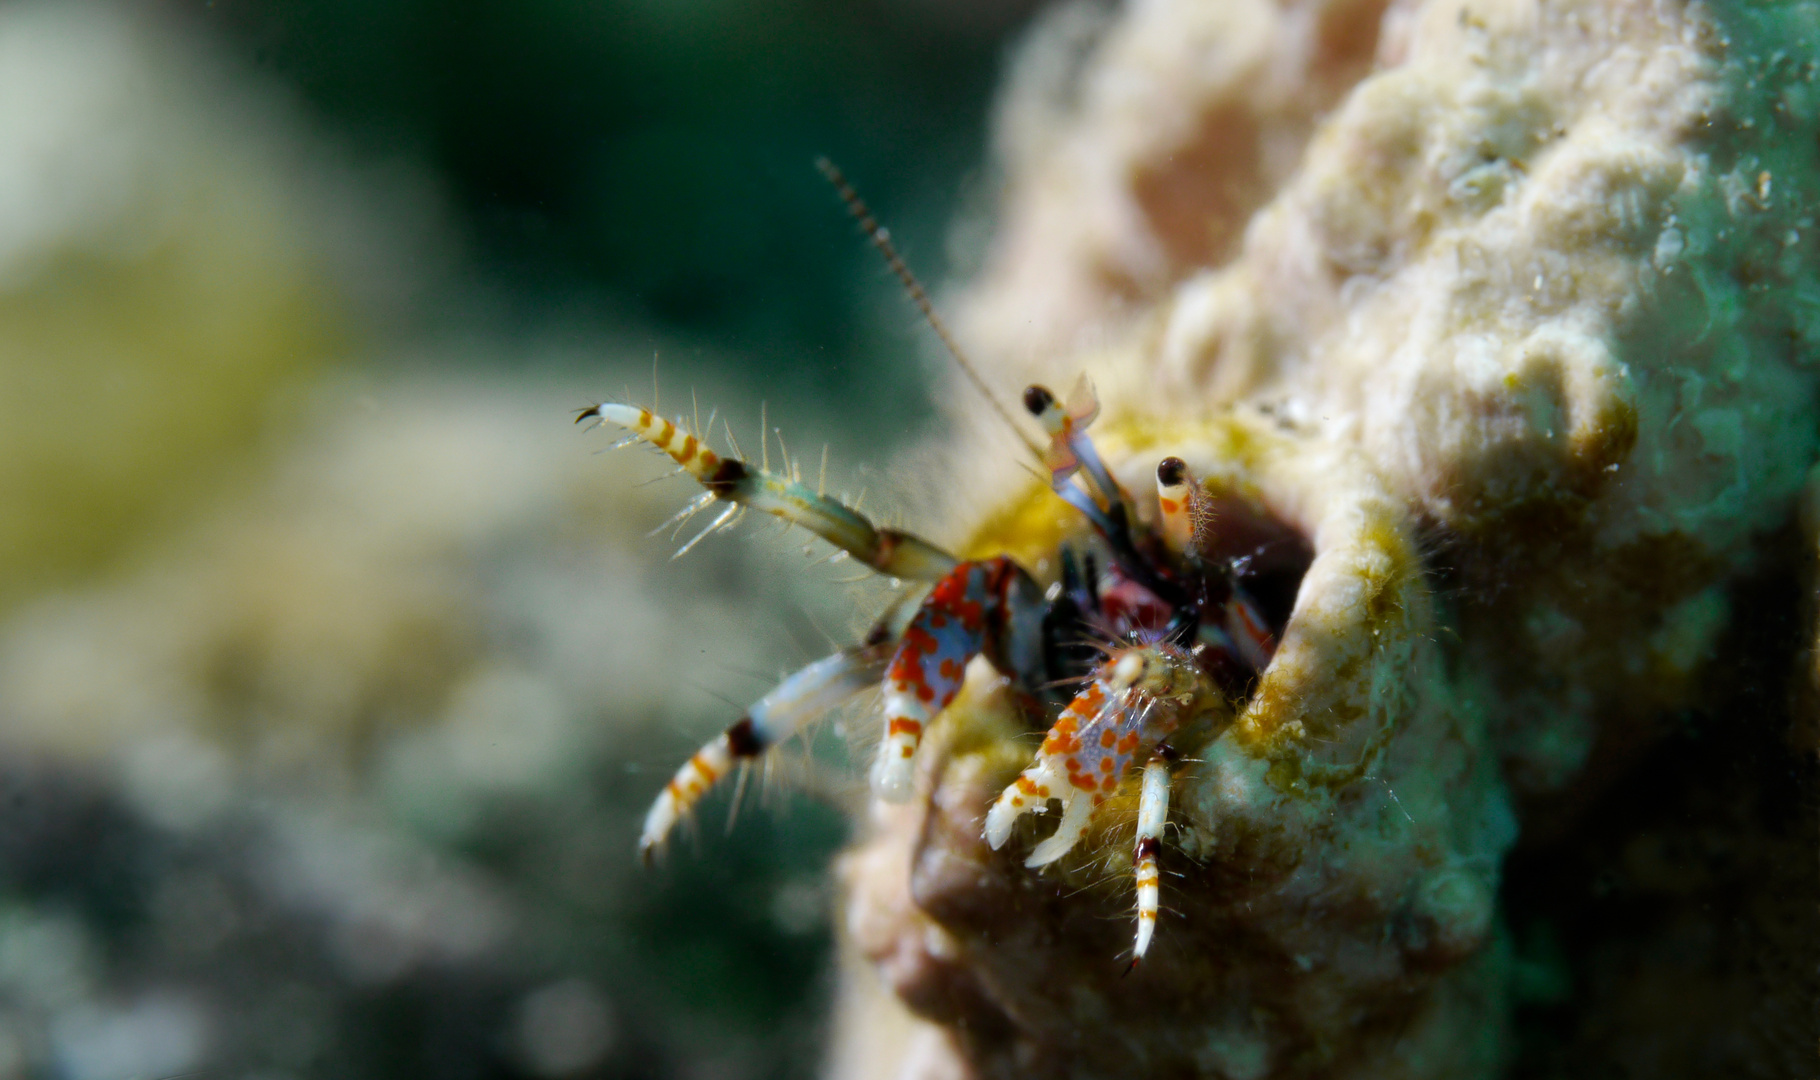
[836,0,1820,1077]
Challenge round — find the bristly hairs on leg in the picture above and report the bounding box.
[815,157,1043,462]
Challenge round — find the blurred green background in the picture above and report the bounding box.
[0,1,1041,1077]
[192,0,1023,420]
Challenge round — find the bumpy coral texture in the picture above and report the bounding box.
[833,0,1820,1077]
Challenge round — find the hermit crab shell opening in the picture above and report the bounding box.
[840,410,1512,1075]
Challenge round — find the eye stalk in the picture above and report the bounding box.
[1020,380,1199,629]
[1155,456,1198,560]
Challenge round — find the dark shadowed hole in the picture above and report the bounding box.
[1196,495,1315,641]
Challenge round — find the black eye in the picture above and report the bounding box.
[1157,457,1187,486]
[1022,385,1056,415]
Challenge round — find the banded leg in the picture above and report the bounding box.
[871,557,1028,801]
[640,641,891,861]
[580,402,956,581]
[1131,752,1171,964]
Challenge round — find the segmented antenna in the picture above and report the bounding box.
[815,157,1040,458]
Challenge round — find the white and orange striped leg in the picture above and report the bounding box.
[1131,751,1172,966]
[580,402,957,581]
[639,642,891,861]
[591,400,1052,818]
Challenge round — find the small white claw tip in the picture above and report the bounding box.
[1025,827,1078,867]
[639,805,675,857]
[983,803,1014,850]
[869,755,916,803]
[1025,794,1093,867]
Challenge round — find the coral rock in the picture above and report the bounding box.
[837,0,1820,1076]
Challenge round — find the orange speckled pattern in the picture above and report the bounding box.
[876,557,1020,777]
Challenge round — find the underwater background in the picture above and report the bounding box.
[0,0,1035,1076]
[5,1,1816,1078]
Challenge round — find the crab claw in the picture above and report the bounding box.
[985,763,1103,867]
[983,668,1129,864]
[984,760,1065,850]
[984,643,1223,869]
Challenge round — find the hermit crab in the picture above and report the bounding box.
[580,370,1307,964]
[578,167,1312,965]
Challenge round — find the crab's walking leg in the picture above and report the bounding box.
[580,403,956,581]
[1131,752,1171,964]
[871,557,1030,801]
[640,642,891,861]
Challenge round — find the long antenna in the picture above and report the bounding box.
[816,157,1041,458]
